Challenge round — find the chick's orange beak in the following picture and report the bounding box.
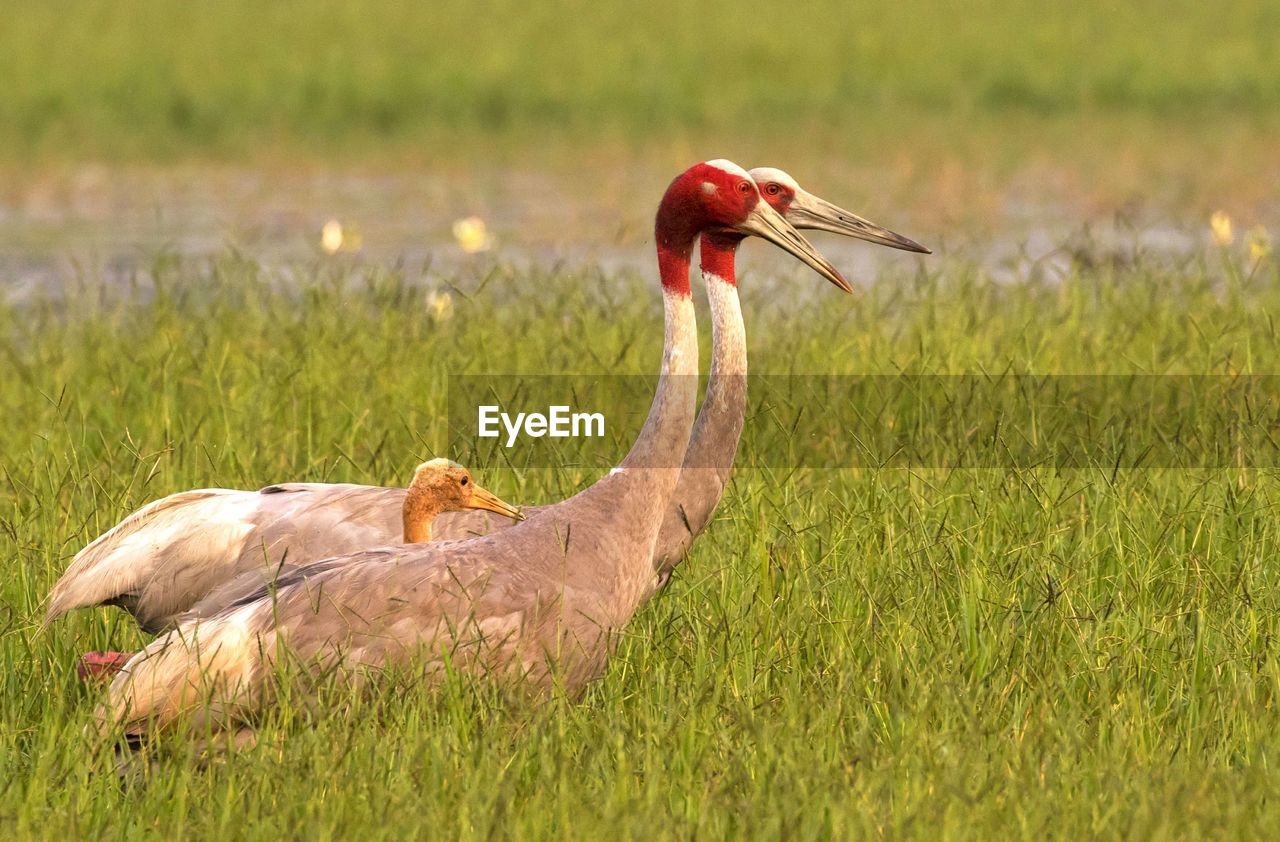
[466,484,525,521]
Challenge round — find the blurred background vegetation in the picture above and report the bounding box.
[4,0,1277,160]
[1,0,1275,261]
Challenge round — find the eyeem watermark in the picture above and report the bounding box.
[478,404,605,447]
[451,374,1280,468]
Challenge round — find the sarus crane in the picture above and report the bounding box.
[92,160,855,741]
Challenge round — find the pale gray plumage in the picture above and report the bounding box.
[46,484,404,633]
[102,290,700,733]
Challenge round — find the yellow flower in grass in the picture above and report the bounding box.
[320,219,362,254]
[321,219,344,254]
[452,216,493,254]
[1209,211,1234,246]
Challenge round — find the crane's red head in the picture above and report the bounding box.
[754,169,800,215]
[700,169,802,281]
[655,160,848,296]
[655,160,760,263]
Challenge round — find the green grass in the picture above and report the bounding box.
[4,1,1277,836]
[3,0,1279,162]
[4,248,1280,838]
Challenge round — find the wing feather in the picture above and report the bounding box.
[46,483,406,632]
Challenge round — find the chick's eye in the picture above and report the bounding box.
[737,180,752,194]
[461,477,469,486]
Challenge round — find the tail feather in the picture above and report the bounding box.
[97,610,266,737]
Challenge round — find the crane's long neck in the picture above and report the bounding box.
[520,184,701,617]
[566,203,699,602]
[651,233,747,584]
[617,247,699,471]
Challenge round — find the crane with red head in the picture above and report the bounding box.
[649,166,928,591]
[90,161,865,741]
[62,164,929,688]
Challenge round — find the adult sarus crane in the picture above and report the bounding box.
[45,168,926,643]
[93,160,854,739]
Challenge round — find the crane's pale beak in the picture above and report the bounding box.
[735,200,854,293]
[466,485,525,521]
[787,188,930,254]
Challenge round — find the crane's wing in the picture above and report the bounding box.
[98,546,517,733]
[175,501,549,626]
[98,529,590,736]
[45,483,406,633]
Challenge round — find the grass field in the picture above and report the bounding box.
[3,249,1280,837]
[3,1,1280,838]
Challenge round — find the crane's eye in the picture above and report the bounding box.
[736,180,752,195]
[765,183,781,196]
[461,476,469,486]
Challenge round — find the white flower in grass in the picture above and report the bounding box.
[321,219,362,254]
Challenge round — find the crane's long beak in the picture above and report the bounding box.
[787,188,930,254]
[735,200,854,293]
[466,484,525,521]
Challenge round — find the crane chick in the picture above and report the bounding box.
[402,458,524,542]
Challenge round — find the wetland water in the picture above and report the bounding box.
[0,165,1232,306]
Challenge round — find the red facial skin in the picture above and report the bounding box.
[758,179,796,215]
[699,178,795,283]
[654,163,762,296]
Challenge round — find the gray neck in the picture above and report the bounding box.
[618,290,700,471]
[651,272,746,583]
[560,289,698,614]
